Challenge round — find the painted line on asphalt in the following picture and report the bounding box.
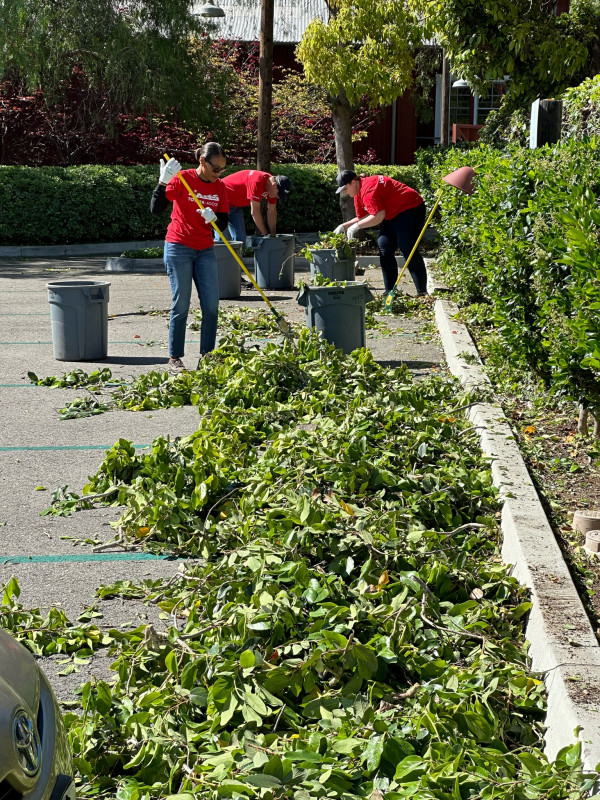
[0,444,150,452]
[0,552,173,564]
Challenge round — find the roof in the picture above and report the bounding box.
[199,0,330,44]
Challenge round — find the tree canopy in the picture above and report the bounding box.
[408,0,600,103]
[0,0,228,130]
[296,0,422,109]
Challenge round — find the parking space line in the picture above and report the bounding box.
[0,553,174,564]
[0,444,150,451]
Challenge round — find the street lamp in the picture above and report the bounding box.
[197,0,225,17]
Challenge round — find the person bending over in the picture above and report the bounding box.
[334,170,428,296]
[221,169,291,244]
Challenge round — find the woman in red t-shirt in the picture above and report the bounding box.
[150,142,229,371]
[334,170,428,296]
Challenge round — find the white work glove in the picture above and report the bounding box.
[346,222,360,240]
[198,207,217,223]
[159,157,181,185]
[333,223,345,235]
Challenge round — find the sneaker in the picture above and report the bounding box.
[168,357,186,373]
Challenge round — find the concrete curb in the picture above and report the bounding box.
[434,296,600,770]
[0,234,323,259]
[0,240,164,258]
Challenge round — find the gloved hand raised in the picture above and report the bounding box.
[333,223,345,235]
[198,207,217,224]
[346,222,360,240]
[159,157,181,185]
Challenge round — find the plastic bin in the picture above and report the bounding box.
[215,240,244,299]
[46,280,110,361]
[254,234,295,289]
[296,282,374,354]
[310,248,355,281]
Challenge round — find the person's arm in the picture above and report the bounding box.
[250,199,269,235]
[150,158,181,214]
[335,216,359,231]
[346,210,385,239]
[267,202,277,235]
[352,210,385,229]
[150,183,170,214]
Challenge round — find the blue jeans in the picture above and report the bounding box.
[227,206,247,245]
[377,202,427,293]
[164,242,219,357]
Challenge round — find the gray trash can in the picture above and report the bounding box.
[46,280,110,361]
[310,248,355,281]
[254,234,295,289]
[215,241,244,299]
[296,282,374,354]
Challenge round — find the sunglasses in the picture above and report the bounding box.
[205,158,226,174]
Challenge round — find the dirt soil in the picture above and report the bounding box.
[501,397,600,639]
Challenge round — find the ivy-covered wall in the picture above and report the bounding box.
[0,163,420,246]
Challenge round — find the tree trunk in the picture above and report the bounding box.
[257,0,274,172]
[332,89,355,220]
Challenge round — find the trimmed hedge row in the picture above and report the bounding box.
[1,163,420,246]
[426,139,600,411]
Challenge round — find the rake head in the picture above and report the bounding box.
[383,287,396,313]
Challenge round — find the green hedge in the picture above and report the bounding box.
[429,139,600,411]
[1,163,420,246]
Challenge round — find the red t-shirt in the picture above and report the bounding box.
[355,175,423,220]
[222,169,272,208]
[165,169,229,250]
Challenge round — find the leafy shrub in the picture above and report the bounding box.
[563,74,600,141]
[120,246,163,258]
[430,138,600,411]
[0,163,419,245]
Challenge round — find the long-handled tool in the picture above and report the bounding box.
[163,153,293,340]
[382,166,476,313]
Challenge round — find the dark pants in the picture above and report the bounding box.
[377,202,427,293]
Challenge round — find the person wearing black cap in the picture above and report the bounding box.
[221,169,291,244]
[334,169,428,296]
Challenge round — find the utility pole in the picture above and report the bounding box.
[257,0,274,172]
[440,50,450,146]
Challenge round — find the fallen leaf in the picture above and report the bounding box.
[339,499,355,516]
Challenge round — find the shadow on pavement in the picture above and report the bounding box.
[103,356,170,366]
[377,359,440,372]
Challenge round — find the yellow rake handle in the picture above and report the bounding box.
[163,153,287,325]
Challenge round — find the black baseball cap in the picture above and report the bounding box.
[335,169,358,194]
[276,175,291,202]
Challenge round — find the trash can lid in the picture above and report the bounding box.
[46,280,111,289]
